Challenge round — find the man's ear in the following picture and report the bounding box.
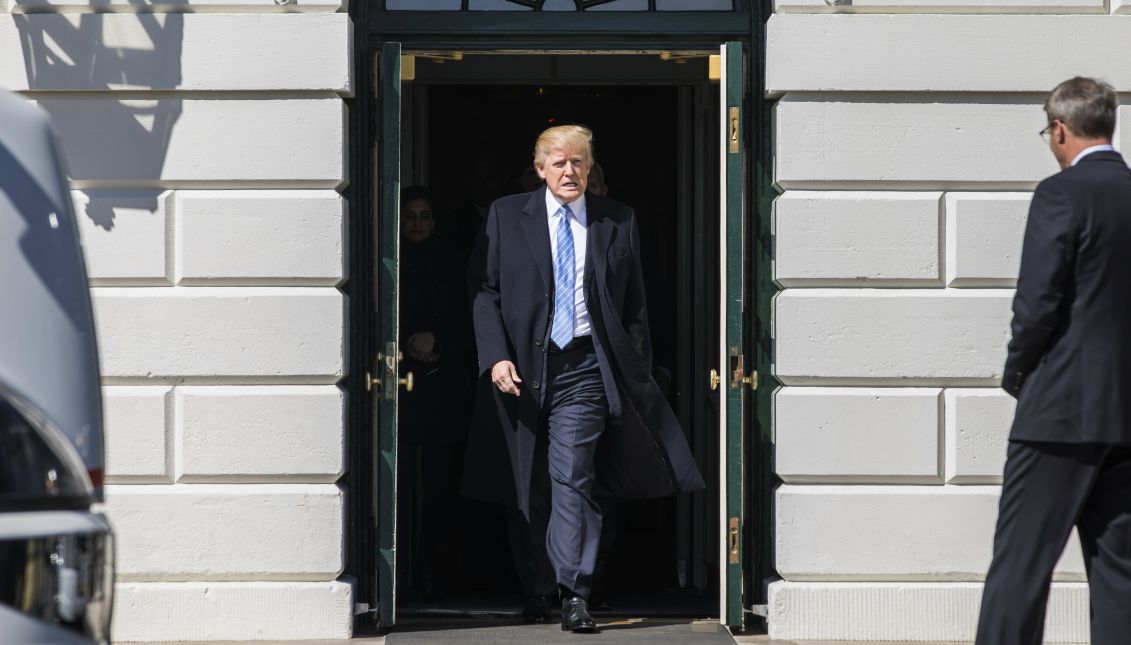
[534,163,546,180]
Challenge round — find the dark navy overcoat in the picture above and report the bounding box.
[462,187,705,517]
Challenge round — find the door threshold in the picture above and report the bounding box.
[399,590,716,619]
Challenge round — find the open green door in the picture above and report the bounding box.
[719,40,751,629]
[375,41,406,634]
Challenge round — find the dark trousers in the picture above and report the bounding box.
[542,340,608,598]
[976,441,1131,645]
[508,431,556,597]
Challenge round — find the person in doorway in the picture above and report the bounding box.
[586,162,608,197]
[446,157,509,278]
[396,185,473,601]
[508,159,615,620]
[464,125,705,633]
[975,77,1131,645]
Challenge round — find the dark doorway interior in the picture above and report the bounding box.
[396,68,720,617]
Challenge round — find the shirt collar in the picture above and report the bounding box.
[1071,144,1116,167]
[545,190,587,226]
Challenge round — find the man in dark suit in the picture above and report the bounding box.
[976,77,1131,645]
[465,125,704,633]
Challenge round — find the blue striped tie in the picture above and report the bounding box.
[551,204,576,349]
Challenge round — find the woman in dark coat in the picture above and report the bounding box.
[397,186,474,599]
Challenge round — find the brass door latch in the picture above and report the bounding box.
[729,349,758,391]
[367,345,412,395]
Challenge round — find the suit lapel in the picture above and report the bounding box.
[520,187,552,291]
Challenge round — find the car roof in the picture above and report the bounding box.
[0,90,104,474]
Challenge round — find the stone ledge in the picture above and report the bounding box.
[776,485,1084,581]
[775,388,942,482]
[769,14,1124,92]
[775,290,1013,382]
[4,0,343,11]
[768,581,1089,642]
[774,98,1061,188]
[1,14,349,92]
[111,581,352,643]
[104,483,344,581]
[774,191,942,287]
[92,287,344,380]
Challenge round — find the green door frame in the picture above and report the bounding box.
[343,0,777,632]
[721,40,746,628]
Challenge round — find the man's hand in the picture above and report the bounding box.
[491,360,523,396]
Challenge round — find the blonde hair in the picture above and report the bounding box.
[533,125,595,167]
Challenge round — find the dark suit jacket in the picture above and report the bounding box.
[463,188,705,515]
[1004,150,1131,444]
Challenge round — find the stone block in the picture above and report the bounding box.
[945,193,1030,287]
[769,14,1118,93]
[776,485,1084,580]
[945,388,1015,483]
[73,190,170,285]
[102,386,170,482]
[175,190,345,285]
[1,13,348,92]
[38,98,344,186]
[774,97,1061,188]
[775,0,1103,11]
[104,483,343,580]
[91,287,344,381]
[774,191,941,286]
[1122,105,1131,148]
[775,387,941,482]
[178,385,345,481]
[111,581,352,643]
[774,290,1013,383]
[767,581,1090,642]
[6,0,345,10]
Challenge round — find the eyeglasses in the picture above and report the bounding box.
[1039,121,1057,143]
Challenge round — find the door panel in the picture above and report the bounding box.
[376,41,402,633]
[719,40,747,629]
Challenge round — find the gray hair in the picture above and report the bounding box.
[1044,77,1118,140]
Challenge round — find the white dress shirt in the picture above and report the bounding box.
[1072,144,1116,167]
[546,191,591,339]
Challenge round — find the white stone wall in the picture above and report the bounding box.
[2,2,352,641]
[768,5,1127,642]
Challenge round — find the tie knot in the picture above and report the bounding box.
[559,204,573,219]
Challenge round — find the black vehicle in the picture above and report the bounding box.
[0,90,114,644]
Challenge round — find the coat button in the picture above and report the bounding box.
[535,338,543,347]
[532,379,541,390]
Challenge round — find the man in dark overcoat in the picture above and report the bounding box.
[463,125,704,633]
[975,77,1131,645]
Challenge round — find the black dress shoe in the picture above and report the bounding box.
[560,596,597,633]
[521,594,553,623]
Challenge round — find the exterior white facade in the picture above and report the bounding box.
[767,2,1128,642]
[2,1,353,641]
[1,0,1127,641]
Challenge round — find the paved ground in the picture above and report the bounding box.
[130,619,1075,644]
[134,627,1020,644]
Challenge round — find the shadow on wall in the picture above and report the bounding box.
[14,0,186,230]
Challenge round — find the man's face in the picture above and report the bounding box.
[401,197,435,243]
[536,147,588,203]
[1045,119,1070,168]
